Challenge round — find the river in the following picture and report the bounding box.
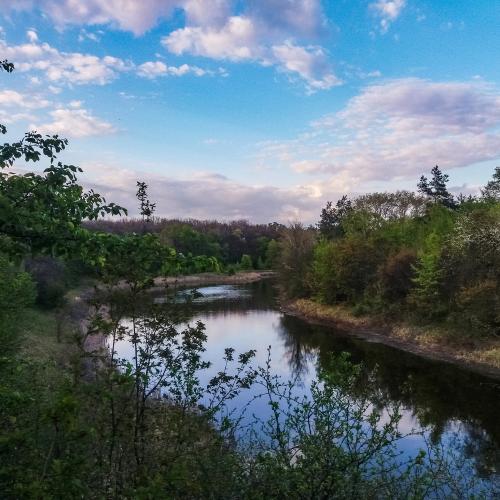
[116,279,500,491]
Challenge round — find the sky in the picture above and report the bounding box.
[1,0,499,222]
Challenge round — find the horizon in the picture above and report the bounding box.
[1,0,499,222]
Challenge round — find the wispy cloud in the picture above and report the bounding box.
[258,78,500,190]
[0,35,132,85]
[137,60,209,79]
[31,105,116,138]
[79,163,327,222]
[370,0,406,33]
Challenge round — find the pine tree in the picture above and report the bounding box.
[417,166,456,209]
[481,166,500,201]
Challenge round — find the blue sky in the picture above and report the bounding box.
[1,0,499,221]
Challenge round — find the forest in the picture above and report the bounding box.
[278,166,500,344]
[1,60,499,498]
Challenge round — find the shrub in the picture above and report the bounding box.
[0,255,36,351]
[455,280,500,335]
[313,237,383,304]
[25,256,67,309]
[240,254,253,270]
[378,248,417,303]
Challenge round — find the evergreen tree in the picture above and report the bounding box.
[417,165,456,209]
[481,166,500,201]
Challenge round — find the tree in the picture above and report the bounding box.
[0,63,126,260]
[481,166,500,202]
[317,195,353,239]
[240,254,253,270]
[417,165,456,209]
[278,223,316,298]
[136,181,156,223]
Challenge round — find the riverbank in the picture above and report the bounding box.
[282,298,500,380]
[152,270,276,289]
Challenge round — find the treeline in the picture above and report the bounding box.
[86,217,283,271]
[278,166,500,337]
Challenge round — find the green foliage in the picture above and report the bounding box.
[378,248,417,303]
[136,180,156,223]
[240,253,253,270]
[0,132,126,259]
[455,280,500,335]
[0,63,495,499]
[312,237,384,304]
[277,223,316,298]
[481,166,500,202]
[418,165,456,209]
[0,254,36,352]
[280,167,499,336]
[25,256,67,309]
[159,223,222,260]
[265,238,280,268]
[318,195,353,239]
[408,250,444,319]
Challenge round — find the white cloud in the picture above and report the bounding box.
[0,89,49,109]
[163,16,260,61]
[0,89,49,126]
[78,29,101,42]
[258,78,500,190]
[272,42,340,91]
[370,0,406,33]
[1,0,178,36]
[162,5,339,92]
[137,60,208,79]
[31,107,116,138]
[0,37,132,85]
[2,0,337,91]
[26,29,38,42]
[79,163,326,222]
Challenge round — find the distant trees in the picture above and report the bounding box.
[89,218,283,269]
[278,166,500,336]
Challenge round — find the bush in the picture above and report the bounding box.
[0,255,36,351]
[313,237,383,304]
[25,256,67,309]
[240,254,253,270]
[455,280,500,335]
[378,248,417,303]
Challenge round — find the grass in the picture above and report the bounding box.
[18,307,78,364]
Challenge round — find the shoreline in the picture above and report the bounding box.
[152,270,276,289]
[281,298,500,381]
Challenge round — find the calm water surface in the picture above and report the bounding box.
[117,280,500,489]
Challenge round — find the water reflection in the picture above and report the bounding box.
[143,280,500,484]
